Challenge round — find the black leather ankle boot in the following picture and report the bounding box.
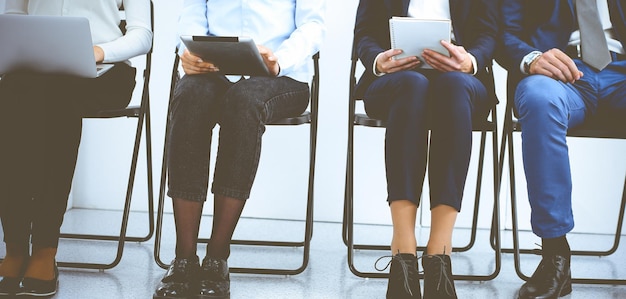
[422,254,457,299]
[379,253,421,299]
[518,254,571,299]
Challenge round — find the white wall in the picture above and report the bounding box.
[70,0,626,235]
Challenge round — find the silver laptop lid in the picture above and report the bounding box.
[0,14,99,78]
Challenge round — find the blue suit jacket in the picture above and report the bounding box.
[353,0,499,98]
[499,0,626,76]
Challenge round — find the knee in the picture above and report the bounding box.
[170,75,220,124]
[514,76,568,122]
[221,87,264,124]
[386,71,430,109]
[431,72,475,105]
[391,71,429,95]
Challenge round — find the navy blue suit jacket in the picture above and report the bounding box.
[499,0,626,76]
[353,0,499,98]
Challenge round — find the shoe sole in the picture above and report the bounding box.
[194,294,230,299]
[516,279,573,299]
[17,291,57,297]
[153,295,186,299]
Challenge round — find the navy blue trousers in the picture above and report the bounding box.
[363,70,491,211]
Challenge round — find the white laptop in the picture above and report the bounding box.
[0,14,113,78]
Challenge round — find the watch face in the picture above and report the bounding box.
[524,52,541,73]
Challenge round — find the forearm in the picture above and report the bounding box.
[273,0,326,76]
[177,0,209,55]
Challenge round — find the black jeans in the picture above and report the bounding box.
[0,63,136,249]
[167,74,310,202]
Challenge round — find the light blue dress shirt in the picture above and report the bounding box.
[177,0,326,83]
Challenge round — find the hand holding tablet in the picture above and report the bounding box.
[180,35,271,76]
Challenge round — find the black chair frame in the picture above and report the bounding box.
[54,1,155,270]
[499,80,626,284]
[153,52,319,275]
[342,51,502,280]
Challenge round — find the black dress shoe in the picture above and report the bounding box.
[0,276,23,297]
[421,254,457,299]
[376,253,421,299]
[195,257,230,299]
[20,264,59,297]
[154,256,200,299]
[518,254,571,299]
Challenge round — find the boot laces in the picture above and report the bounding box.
[375,252,418,296]
[423,248,456,297]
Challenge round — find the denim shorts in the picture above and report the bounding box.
[167,74,310,202]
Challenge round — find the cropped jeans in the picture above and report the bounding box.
[167,74,310,202]
[363,70,492,211]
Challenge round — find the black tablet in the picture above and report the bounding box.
[180,35,270,76]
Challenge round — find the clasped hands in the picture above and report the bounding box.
[527,48,584,83]
[376,40,473,74]
[180,45,280,76]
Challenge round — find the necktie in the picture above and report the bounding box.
[576,0,612,70]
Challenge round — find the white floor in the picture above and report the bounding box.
[1,209,626,299]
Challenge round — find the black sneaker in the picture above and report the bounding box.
[154,256,200,299]
[376,253,421,299]
[195,257,230,299]
[20,263,59,297]
[0,276,22,297]
[421,254,457,299]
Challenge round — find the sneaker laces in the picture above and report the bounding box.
[375,252,418,296]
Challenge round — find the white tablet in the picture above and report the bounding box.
[180,35,270,76]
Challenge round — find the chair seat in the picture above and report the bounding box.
[270,111,311,125]
[354,113,497,131]
[512,116,626,139]
[354,113,385,127]
[86,105,142,118]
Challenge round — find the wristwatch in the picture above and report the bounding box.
[523,51,543,74]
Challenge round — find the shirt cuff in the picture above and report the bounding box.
[373,52,386,77]
[468,53,478,75]
[520,51,543,74]
[519,55,528,74]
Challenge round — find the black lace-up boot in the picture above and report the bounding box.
[421,254,457,299]
[377,253,421,299]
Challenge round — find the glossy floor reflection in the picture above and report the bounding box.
[1,209,625,299]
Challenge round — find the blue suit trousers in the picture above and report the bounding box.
[514,60,626,238]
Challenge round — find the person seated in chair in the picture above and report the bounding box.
[353,0,498,298]
[0,0,152,297]
[498,0,626,298]
[152,1,325,298]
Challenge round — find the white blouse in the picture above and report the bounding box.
[407,0,450,21]
[5,0,152,63]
